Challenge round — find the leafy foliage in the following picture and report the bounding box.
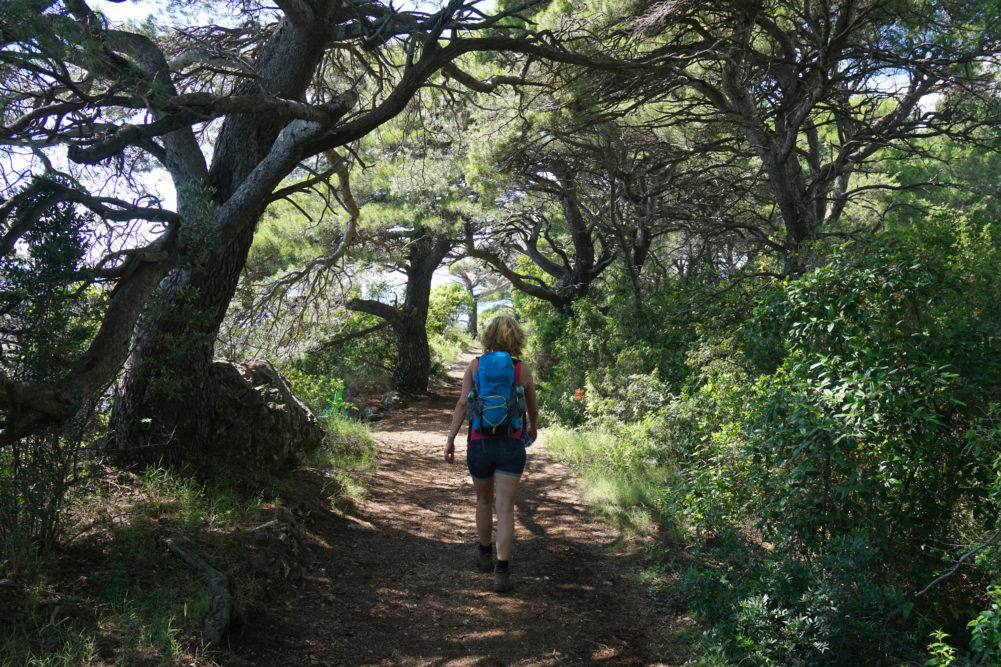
[0,195,103,567]
[743,233,1001,560]
[0,195,99,383]
[543,217,1001,662]
[427,284,469,339]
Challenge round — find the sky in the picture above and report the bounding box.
[91,0,160,22]
[90,0,489,24]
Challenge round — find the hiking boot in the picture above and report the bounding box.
[493,566,512,593]
[476,544,493,572]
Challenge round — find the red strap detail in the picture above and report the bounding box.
[514,361,521,383]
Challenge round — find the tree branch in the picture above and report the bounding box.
[308,321,391,354]
[463,231,562,307]
[915,525,1001,599]
[441,62,533,93]
[346,297,404,325]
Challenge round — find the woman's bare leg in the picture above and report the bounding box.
[493,473,521,561]
[473,477,494,547]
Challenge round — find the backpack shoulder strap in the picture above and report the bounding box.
[514,361,522,384]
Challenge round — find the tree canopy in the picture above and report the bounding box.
[4,0,1001,662]
[0,0,577,449]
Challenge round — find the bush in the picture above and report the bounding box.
[584,353,670,425]
[0,193,103,567]
[681,534,917,664]
[289,311,397,395]
[742,236,1001,565]
[524,277,755,430]
[546,218,1001,664]
[666,224,1001,663]
[968,584,1001,665]
[427,283,468,338]
[0,429,92,575]
[928,584,1001,666]
[280,365,348,416]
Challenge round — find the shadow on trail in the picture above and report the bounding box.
[231,360,669,666]
[235,491,655,664]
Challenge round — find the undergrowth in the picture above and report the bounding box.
[311,411,378,508]
[538,225,1001,664]
[544,426,677,538]
[0,412,377,666]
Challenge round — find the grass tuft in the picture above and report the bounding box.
[544,426,677,538]
[311,411,378,506]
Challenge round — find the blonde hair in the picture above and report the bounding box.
[481,316,526,357]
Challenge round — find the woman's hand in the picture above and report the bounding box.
[444,362,474,465]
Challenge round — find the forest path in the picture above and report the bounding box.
[234,352,681,665]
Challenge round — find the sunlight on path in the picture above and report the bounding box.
[234,352,681,665]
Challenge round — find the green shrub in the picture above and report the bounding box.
[584,354,670,425]
[280,365,348,416]
[928,584,1001,666]
[743,237,1001,566]
[667,224,1001,664]
[292,312,397,393]
[0,192,103,566]
[968,584,1001,665]
[428,283,468,338]
[681,534,916,664]
[526,213,1001,664]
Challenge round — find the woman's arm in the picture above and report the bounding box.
[444,360,476,463]
[522,365,539,442]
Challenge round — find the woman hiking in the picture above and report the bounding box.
[444,316,538,593]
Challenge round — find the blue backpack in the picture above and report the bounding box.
[466,351,526,437]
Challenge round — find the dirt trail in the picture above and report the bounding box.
[234,352,679,665]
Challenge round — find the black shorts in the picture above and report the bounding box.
[466,437,527,480]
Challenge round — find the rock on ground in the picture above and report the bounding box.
[210,360,325,470]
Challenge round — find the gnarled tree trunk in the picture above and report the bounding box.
[348,231,455,394]
[108,17,333,464]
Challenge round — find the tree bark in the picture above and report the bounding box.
[393,316,433,393]
[467,298,479,338]
[347,231,454,393]
[109,16,332,464]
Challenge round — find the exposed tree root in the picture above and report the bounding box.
[156,534,232,646]
[278,489,343,526]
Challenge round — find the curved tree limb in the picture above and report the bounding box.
[441,62,533,93]
[156,534,232,646]
[463,232,564,308]
[915,525,1001,599]
[346,297,406,326]
[308,321,391,354]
